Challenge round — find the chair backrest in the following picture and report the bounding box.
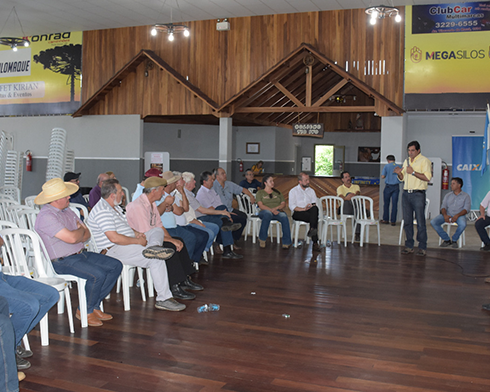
[320,195,344,221]
[0,198,19,221]
[121,186,130,206]
[236,193,256,216]
[83,222,99,252]
[24,195,39,209]
[70,202,89,220]
[351,196,375,221]
[6,205,33,226]
[0,220,18,230]
[0,228,46,278]
[16,208,39,230]
[0,186,21,204]
[82,194,90,203]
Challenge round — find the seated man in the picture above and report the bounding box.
[213,167,254,244]
[157,171,208,267]
[86,179,185,311]
[239,169,262,191]
[337,171,361,240]
[196,171,243,259]
[0,237,59,372]
[34,178,123,327]
[172,173,220,261]
[126,177,203,300]
[430,177,470,248]
[64,172,90,210]
[132,168,163,201]
[289,172,320,251]
[89,172,110,208]
[475,189,490,251]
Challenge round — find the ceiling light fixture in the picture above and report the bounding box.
[365,5,402,25]
[150,0,190,42]
[0,7,30,51]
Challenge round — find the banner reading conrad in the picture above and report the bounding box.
[405,2,490,110]
[0,31,82,115]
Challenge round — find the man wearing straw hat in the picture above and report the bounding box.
[34,178,123,327]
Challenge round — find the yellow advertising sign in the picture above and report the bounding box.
[405,5,490,94]
[0,31,82,115]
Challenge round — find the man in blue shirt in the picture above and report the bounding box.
[381,155,401,226]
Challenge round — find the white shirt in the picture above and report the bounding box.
[172,190,196,225]
[288,184,317,212]
[481,191,490,217]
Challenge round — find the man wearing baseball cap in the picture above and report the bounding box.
[64,172,90,211]
[132,168,163,202]
[34,178,123,327]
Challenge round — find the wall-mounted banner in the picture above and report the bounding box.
[452,136,490,210]
[405,4,490,109]
[292,123,324,138]
[412,2,490,34]
[0,31,82,116]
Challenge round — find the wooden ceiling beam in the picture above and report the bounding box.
[313,79,349,107]
[272,82,304,108]
[235,106,376,113]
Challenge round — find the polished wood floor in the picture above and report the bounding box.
[20,241,490,392]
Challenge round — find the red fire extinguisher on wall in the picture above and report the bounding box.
[238,158,244,172]
[442,162,449,190]
[26,150,33,172]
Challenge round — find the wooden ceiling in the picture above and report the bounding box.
[74,43,403,128]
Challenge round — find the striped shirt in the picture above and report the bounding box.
[86,198,134,250]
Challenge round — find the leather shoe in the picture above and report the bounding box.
[181,277,204,291]
[380,220,389,224]
[171,284,196,300]
[221,222,242,232]
[312,242,321,252]
[18,372,26,382]
[307,228,318,238]
[222,251,243,259]
[213,243,223,254]
[76,309,103,326]
[93,309,113,321]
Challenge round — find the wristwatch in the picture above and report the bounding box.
[411,172,416,176]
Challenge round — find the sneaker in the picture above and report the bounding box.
[307,228,318,238]
[259,240,266,248]
[16,354,31,370]
[282,244,291,249]
[155,298,186,311]
[18,372,26,382]
[401,248,414,255]
[440,240,452,247]
[416,249,426,257]
[142,246,175,260]
[221,222,242,232]
[16,345,33,359]
[482,244,490,251]
[451,241,459,249]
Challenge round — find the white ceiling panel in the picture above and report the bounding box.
[0,0,467,36]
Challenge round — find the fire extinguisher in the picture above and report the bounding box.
[238,158,244,172]
[442,162,449,190]
[26,150,33,172]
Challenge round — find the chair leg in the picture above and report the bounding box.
[22,335,30,352]
[64,286,75,333]
[293,223,299,248]
[122,267,131,311]
[398,220,404,245]
[359,225,365,247]
[137,267,147,302]
[78,280,88,328]
[276,223,281,244]
[40,314,49,346]
[57,290,65,314]
[377,223,380,246]
[343,224,347,247]
[147,269,154,298]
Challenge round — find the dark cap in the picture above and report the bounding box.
[386,155,395,161]
[64,172,81,181]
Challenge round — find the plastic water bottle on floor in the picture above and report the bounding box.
[209,303,220,311]
[197,304,209,313]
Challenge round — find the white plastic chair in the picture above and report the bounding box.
[6,205,33,227]
[24,195,39,209]
[351,196,380,247]
[398,198,430,245]
[0,228,74,346]
[82,194,90,204]
[438,222,466,248]
[319,196,347,246]
[16,208,39,231]
[0,186,21,203]
[292,220,310,248]
[0,197,19,221]
[70,202,89,220]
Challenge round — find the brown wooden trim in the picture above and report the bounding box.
[235,106,376,113]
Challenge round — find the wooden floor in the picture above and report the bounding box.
[20,241,490,392]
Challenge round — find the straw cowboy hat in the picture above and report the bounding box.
[34,178,78,205]
[161,171,181,185]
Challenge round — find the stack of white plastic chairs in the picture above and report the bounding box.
[0,131,23,196]
[65,149,75,173]
[46,128,68,181]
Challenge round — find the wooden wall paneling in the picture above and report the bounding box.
[81,8,404,115]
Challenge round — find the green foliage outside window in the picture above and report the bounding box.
[315,145,334,176]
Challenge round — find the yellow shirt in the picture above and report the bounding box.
[337,184,360,197]
[400,153,432,190]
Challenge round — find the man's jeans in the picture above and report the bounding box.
[430,214,466,242]
[258,210,291,245]
[0,296,17,392]
[402,190,427,250]
[475,216,490,246]
[383,184,400,223]
[189,222,220,251]
[0,273,59,347]
[52,252,122,314]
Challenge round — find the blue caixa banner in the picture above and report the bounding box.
[412,2,490,34]
[452,136,490,210]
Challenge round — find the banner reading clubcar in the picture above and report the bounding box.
[405,3,490,110]
[0,31,82,116]
[452,136,490,210]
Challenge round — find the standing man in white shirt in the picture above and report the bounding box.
[288,172,320,251]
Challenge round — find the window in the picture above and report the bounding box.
[315,145,334,176]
